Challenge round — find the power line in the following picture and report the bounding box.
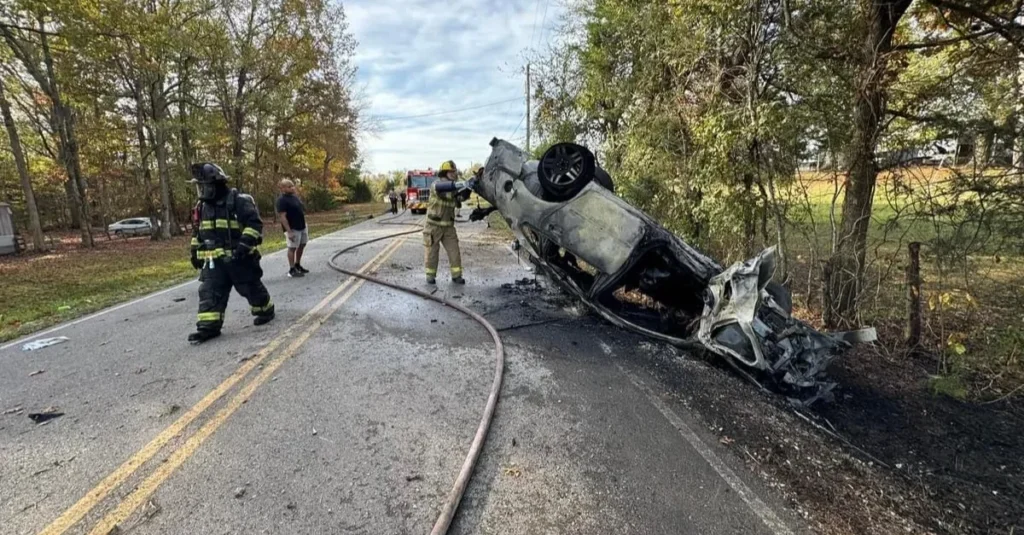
[376,98,522,122]
[528,0,543,50]
[538,0,551,49]
[509,113,526,139]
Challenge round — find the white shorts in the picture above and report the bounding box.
[286,228,309,249]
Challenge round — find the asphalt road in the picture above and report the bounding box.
[0,210,808,535]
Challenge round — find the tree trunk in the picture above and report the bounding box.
[823,0,912,329]
[149,77,173,240]
[742,171,758,257]
[38,23,93,247]
[232,109,245,184]
[178,56,195,168]
[0,79,45,251]
[975,124,994,169]
[322,154,332,183]
[1014,28,1024,171]
[133,89,159,235]
[98,175,111,240]
[64,178,82,229]
[906,242,922,348]
[231,69,248,185]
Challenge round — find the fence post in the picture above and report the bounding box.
[906,242,922,348]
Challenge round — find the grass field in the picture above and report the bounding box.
[782,167,1024,399]
[0,204,380,343]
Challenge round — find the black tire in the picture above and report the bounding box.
[538,143,596,201]
[594,166,614,192]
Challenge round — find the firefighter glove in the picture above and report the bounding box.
[233,244,252,260]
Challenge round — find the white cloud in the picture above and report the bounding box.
[345,0,562,172]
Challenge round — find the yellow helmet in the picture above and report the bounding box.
[439,160,457,173]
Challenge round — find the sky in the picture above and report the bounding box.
[346,0,562,173]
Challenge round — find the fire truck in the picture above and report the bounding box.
[405,168,438,214]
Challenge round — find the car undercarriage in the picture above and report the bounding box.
[472,138,874,405]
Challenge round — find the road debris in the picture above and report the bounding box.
[3,406,25,416]
[405,474,423,482]
[160,404,181,418]
[28,369,45,377]
[500,277,542,294]
[28,407,64,423]
[172,297,186,302]
[233,486,247,498]
[21,337,69,351]
[502,466,523,478]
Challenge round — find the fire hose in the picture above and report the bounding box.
[327,212,505,535]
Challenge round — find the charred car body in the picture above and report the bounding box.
[472,138,871,405]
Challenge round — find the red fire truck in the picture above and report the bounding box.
[405,168,438,214]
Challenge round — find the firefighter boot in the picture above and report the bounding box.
[187,330,221,344]
[253,311,275,326]
[452,277,466,285]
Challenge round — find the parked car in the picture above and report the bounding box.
[471,138,873,405]
[109,218,154,236]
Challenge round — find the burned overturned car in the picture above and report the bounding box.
[471,138,872,405]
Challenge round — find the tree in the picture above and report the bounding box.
[0,75,44,250]
[1,3,94,246]
[821,0,914,328]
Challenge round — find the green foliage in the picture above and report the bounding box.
[345,180,373,204]
[0,0,360,234]
[529,0,1024,396]
[304,186,339,212]
[929,374,969,400]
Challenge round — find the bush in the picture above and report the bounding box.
[304,186,338,212]
[346,179,373,203]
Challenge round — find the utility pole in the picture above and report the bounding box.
[525,63,531,154]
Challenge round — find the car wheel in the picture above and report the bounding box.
[114,230,122,236]
[538,143,596,201]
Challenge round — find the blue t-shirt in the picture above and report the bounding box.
[275,193,306,231]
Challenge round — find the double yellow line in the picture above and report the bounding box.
[39,237,408,535]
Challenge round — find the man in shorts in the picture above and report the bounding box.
[275,179,309,277]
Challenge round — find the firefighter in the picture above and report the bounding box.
[187,163,275,343]
[423,160,471,285]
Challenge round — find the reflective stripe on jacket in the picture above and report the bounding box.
[190,189,264,258]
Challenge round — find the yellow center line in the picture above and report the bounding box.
[84,236,408,535]
[37,237,406,535]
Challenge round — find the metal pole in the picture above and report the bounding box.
[525,63,531,154]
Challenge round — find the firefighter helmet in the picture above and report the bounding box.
[190,163,230,201]
[189,163,230,184]
[439,160,458,179]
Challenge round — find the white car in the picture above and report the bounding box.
[110,218,154,236]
